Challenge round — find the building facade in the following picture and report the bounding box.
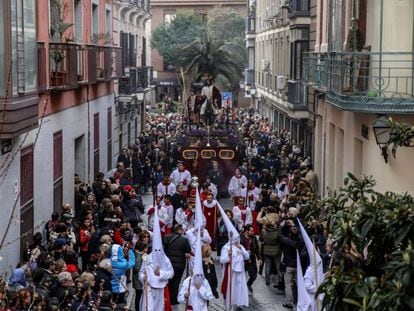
[247,0,314,157]
[151,0,246,102]
[113,0,152,158]
[0,0,150,273]
[304,0,414,195]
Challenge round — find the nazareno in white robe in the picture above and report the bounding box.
[138,252,174,311]
[219,242,250,308]
[177,276,214,311]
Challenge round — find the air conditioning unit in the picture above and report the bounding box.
[261,60,270,71]
[277,76,287,90]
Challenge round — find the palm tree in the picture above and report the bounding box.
[177,34,245,88]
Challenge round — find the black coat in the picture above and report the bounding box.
[163,233,191,270]
[94,268,112,293]
[203,260,218,296]
[120,198,142,223]
[240,234,262,263]
[279,226,304,268]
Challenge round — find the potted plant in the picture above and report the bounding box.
[49,0,73,86]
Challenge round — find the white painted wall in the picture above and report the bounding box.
[0,94,114,275]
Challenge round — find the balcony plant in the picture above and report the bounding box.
[50,0,73,86]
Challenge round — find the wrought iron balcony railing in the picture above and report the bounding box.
[287,80,308,110]
[49,42,79,90]
[303,51,414,113]
[38,43,121,91]
[119,66,149,95]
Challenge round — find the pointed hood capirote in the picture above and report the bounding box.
[192,227,205,286]
[217,201,239,243]
[152,205,167,269]
[194,185,205,229]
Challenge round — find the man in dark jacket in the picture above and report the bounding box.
[279,220,304,309]
[207,161,225,199]
[260,221,282,286]
[171,184,186,225]
[120,185,142,228]
[240,224,262,292]
[163,224,191,305]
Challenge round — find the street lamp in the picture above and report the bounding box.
[372,116,391,163]
[136,85,145,102]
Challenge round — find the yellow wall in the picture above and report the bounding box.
[315,100,414,195]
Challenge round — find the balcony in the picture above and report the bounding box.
[287,80,308,110]
[244,69,255,85]
[119,67,149,95]
[49,43,80,90]
[38,43,121,92]
[303,51,414,113]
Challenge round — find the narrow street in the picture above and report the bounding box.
[132,194,288,311]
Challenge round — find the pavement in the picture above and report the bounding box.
[127,193,289,311]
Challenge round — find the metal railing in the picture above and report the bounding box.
[287,80,307,109]
[119,66,149,95]
[49,42,79,89]
[303,51,414,112]
[38,44,121,91]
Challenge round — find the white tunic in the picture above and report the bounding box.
[139,253,174,311]
[170,169,192,192]
[232,205,253,231]
[175,208,193,232]
[157,182,176,197]
[177,277,214,311]
[158,204,173,232]
[247,187,261,211]
[228,175,248,198]
[304,265,323,311]
[185,227,212,271]
[219,242,250,308]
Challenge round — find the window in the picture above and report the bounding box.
[74,0,83,42]
[290,28,309,80]
[105,8,112,35]
[93,113,99,175]
[92,3,99,40]
[10,0,37,93]
[53,130,63,214]
[164,13,176,25]
[0,2,4,95]
[53,131,63,181]
[107,108,112,171]
[20,145,34,207]
[194,11,207,23]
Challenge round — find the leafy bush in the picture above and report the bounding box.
[319,173,414,310]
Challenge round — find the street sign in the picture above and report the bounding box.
[222,92,233,108]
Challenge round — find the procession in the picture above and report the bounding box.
[0,89,329,311]
[2,0,414,310]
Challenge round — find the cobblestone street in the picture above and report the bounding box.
[140,194,288,311]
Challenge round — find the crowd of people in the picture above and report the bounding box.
[0,107,334,311]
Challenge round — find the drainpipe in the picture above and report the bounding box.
[87,85,91,184]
